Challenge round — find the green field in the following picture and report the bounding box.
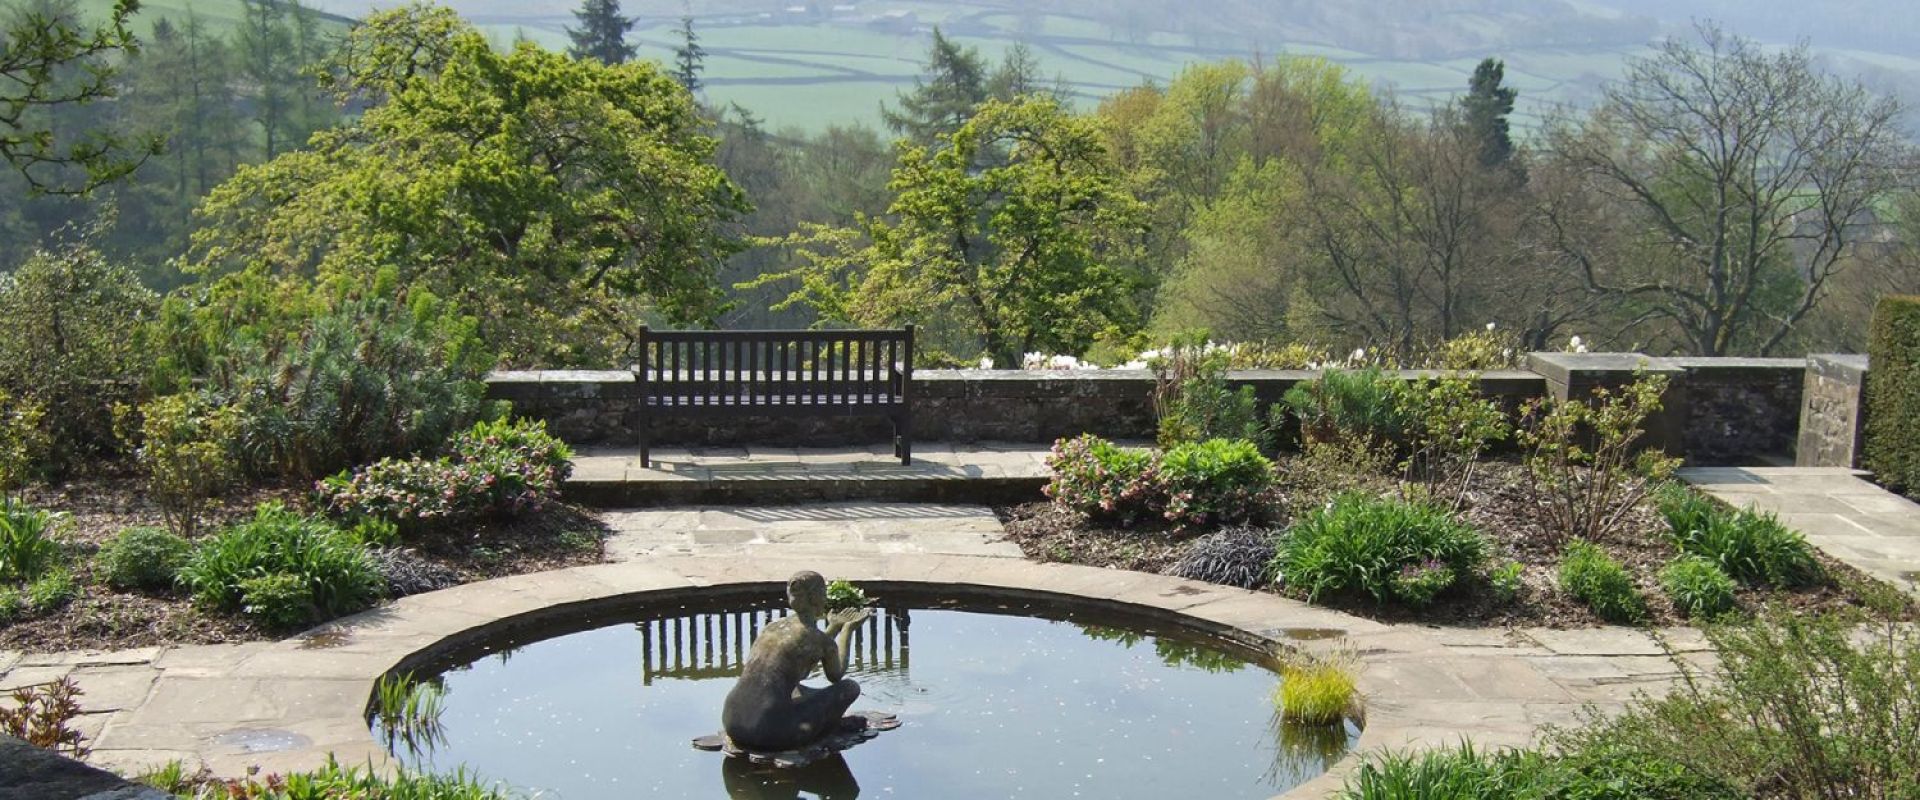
[71,0,354,37]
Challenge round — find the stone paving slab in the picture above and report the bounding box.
[599,502,1023,559]
[1681,466,1920,595]
[564,442,1072,506]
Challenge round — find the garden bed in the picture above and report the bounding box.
[1003,457,1901,628]
[0,475,608,652]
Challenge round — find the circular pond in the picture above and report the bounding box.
[374,590,1356,799]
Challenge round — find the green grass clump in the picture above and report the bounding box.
[1558,541,1646,623]
[1659,556,1738,619]
[177,503,381,628]
[1277,652,1357,726]
[97,526,193,592]
[1274,493,1488,606]
[0,499,62,582]
[140,754,509,799]
[1657,487,1821,588]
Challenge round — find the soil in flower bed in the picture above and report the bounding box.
[1,474,609,652]
[1002,458,1908,629]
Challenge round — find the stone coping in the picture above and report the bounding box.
[116,555,1570,799]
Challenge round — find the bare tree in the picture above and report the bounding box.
[1546,23,1913,356]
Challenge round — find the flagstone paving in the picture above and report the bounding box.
[0,502,1737,798]
[1681,466,1920,596]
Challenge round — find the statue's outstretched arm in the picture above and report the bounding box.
[822,608,872,682]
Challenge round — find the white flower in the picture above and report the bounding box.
[978,355,995,369]
[1350,348,1367,363]
[1486,322,1497,331]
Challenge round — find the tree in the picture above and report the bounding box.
[1546,24,1912,356]
[881,28,987,145]
[1462,57,1517,168]
[567,0,635,65]
[757,97,1146,366]
[187,7,748,366]
[236,0,297,158]
[0,0,153,193]
[672,15,704,93]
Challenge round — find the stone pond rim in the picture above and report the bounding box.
[141,554,1568,799]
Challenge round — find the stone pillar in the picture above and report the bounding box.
[1795,354,1870,469]
[1524,352,1688,454]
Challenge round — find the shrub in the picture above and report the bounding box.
[99,527,195,593]
[1865,296,1920,494]
[368,548,461,598]
[1659,557,1738,619]
[238,574,319,630]
[1155,438,1276,529]
[1488,560,1525,604]
[1166,526,1280,589]
[178,503,382,626]
[826,580,868,610]
[1659,487,1821,588]
[1558,541,1646,623]
[1275,493,1488,606]
[27,569,75,612]
[1044,434,1157,525]
[1546,610,1920,799]
[181,275,495,480]
[1393,374,1508,509]
[0,390,50,497]
[122,392,242,538]
[1422,326,1522,371]
[1149,337,1264,448]
[318,418,572,528]
[1281,367,1406,450]
[0,499,62,582]
[0,677,90,757]
[1518,373,1678,544]
[0,588,21,621]
[0,240,158,473]
[1278,651,1356,726]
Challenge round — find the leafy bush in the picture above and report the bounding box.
[1274,493,1488,606]
[1659,557,1737,619]
[1518,373,1678,544]
[1149,338,1264,448]
[1423,326,1523,371]
[1278,651,1356,726]
[122,392,241,538]
[826,580,868,611]
[1659,489,1822,588]
[177,503,381,626]
[238,574,318,630]
[176,274,495,481]
[1558,541,1646,623]
[98,527,194,592]
[1166,526,1279,589]
[0,390,50,496]
[1393,374,1509,509]
[1488,560,1524,603]
[0,240,158,473]
[1044,434,1157,525]
[1281,367,1406,449]
[318,419,574,527]
[0,499,62,582]
[1546,610,1920,799]
[1865,296,1920,494]
[1155,438,1275,529]
[27,569,75,612]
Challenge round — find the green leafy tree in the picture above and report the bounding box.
[0,0,153,193]
[881,28,987,145]
[567,0,635,65]
[672,14,704,93]
[187,6,747,365]
[758,96,1145,367]
[1462,57,1516,168]
[236,0,297,158]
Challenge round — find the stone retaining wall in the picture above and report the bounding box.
[489,354,1872,467]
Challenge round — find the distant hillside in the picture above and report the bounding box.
[297,0,1920,134]
[71,0,356,37]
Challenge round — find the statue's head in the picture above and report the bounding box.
[786,571,828,618]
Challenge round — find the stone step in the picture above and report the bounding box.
[563,444,1054,508]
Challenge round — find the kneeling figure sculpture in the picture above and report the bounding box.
[720,571,875,752]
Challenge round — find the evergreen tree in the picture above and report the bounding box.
[881,28,987,145]
[237,0,296,158]
[672,15,705,93]
[1463,57,1517,167]
[567,0,636,65]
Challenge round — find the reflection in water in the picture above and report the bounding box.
[721,754,860,800]
[381,601,1354,799]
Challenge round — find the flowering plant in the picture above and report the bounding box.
[317,418,573,527]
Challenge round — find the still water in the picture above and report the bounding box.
[378,596,1354,799]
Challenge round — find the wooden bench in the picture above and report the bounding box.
[634,326,916,468]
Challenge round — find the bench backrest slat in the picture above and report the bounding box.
[636,327,913,410]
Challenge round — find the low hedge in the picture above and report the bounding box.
[1866,296,1920,494]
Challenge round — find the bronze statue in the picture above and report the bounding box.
[721,571,874,752]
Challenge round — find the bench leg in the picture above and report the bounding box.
[895,414,912,466]
[639,417,651,469]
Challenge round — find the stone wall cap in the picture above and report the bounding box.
[1667,357,1807,370]
[1526,352,1681,383]
[488,370,635,383]
[1809,354,1870,382]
